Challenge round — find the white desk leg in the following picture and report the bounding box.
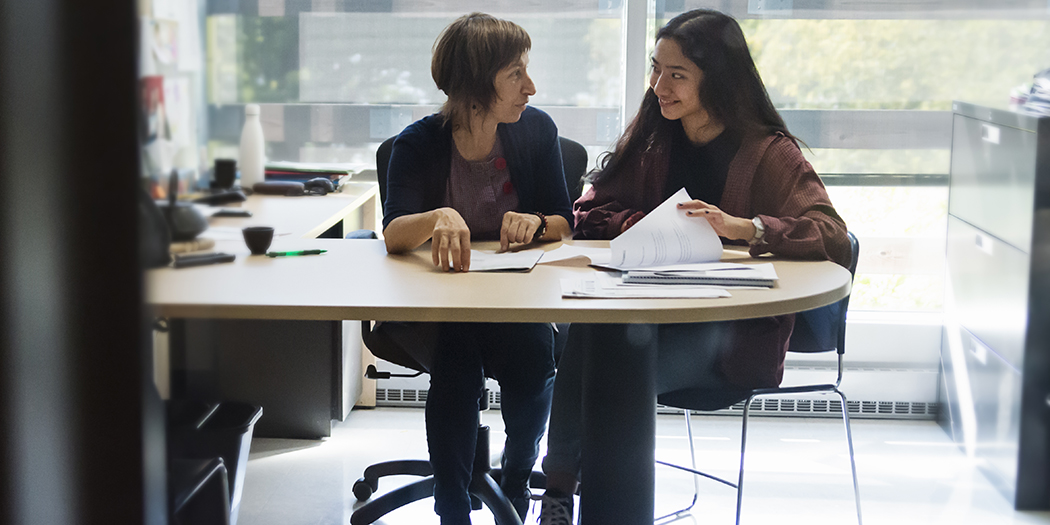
[361,192,378,232]
[354,192,380,408]
[153,328,170,400]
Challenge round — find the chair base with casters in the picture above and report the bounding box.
[655,232,862,525]
[350,387,546,525]
[348,134,585,525]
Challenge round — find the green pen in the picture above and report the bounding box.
[265,249,327,258]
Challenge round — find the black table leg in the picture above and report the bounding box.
[578,323,658,525]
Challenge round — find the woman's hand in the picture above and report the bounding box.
[677,200,756,241]
[432,208,471,271]
[500,211,542,252]
[620,211,646,234]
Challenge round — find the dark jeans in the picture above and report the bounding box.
[427,322,555,524]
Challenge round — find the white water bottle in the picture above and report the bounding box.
[238,104,265,188]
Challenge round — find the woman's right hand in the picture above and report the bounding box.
[621,211,646,233]
[432,207,471,272]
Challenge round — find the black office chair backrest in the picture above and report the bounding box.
[558,136,587,203]
[787,231,860,355]
[376,135,588,215]
[376,136,397,214]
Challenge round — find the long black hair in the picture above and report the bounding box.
[594,9,798,184]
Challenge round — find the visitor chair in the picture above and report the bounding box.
[655,231,862,525]
[348,134,587,525]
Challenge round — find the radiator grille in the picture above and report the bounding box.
[375,388,937,419]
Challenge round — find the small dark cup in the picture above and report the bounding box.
[242,226,274,255]
[213,158,237,190]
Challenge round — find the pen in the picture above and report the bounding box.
[265,249,327,258]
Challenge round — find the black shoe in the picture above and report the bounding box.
[499,468,532,521]
[506,487,531,522]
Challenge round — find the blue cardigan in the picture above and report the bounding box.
[382,106,574,234]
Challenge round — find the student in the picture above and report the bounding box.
[381,12,573,525]
[538,9,850,524]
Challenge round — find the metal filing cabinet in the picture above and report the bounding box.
[939,101,1050,509]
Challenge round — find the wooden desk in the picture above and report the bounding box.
[207,181,379,241]
[149,237,850,523]
[155,183,380,438]
[150,239,848,324]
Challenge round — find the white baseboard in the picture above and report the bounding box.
[369,313,944,420]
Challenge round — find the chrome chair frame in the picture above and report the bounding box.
[656,232,862,525]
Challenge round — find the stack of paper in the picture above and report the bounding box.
[545,188,777,299]
[265,161,355,183]
[622,262,777,288]
[561,272,731,299]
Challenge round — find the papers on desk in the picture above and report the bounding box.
[622,262,777,288]
[561,272,731,299]
[264,160,356,182]
[549,189,777,298]
[540,188,723,271]
[609,187,722,269]
[469,249,544,272]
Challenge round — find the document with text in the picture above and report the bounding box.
[608,187,723,269]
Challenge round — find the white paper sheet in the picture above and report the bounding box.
[608,188,722,269]
[468,249,544,272]
[538,245,612,266]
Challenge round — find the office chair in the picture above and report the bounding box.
[655,232,862,525]
[349,135,587,525]
[375,135,588,209]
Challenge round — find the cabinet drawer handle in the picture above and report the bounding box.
[1046,394,1050,408]
[982,124,1000,144]
[970,336,988,365]
[975,233,994,255]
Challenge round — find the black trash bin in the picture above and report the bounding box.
[168,400,263,525]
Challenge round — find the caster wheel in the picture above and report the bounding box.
[353,478,376,501]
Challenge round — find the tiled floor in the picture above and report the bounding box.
[237,408,1050,525]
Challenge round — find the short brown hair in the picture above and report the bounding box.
[431,13,531,128]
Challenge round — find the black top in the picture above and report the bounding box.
[664,124,741,206]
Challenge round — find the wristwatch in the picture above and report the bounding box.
[531,212,548,242]
[748,216,765,246]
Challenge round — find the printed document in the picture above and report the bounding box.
[540,188,723,270]
[468,249,544,272]
[608,187,722,269]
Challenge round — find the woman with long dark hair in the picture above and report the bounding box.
[538,10,850,524]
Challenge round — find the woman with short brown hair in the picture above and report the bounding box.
[382,13,573,525]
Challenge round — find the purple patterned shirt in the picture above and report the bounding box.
[443,135,519,241]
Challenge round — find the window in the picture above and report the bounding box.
[654,1,1050,311]
[205,1,627,169]
[204,0,1050,312]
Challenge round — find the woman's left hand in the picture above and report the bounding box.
[677,200,756,242]
[500,211,542,251]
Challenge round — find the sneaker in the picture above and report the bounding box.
[538,490,574,525]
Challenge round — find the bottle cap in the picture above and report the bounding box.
[245,103,260,116]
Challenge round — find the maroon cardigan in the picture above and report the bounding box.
[574,133,850,388]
